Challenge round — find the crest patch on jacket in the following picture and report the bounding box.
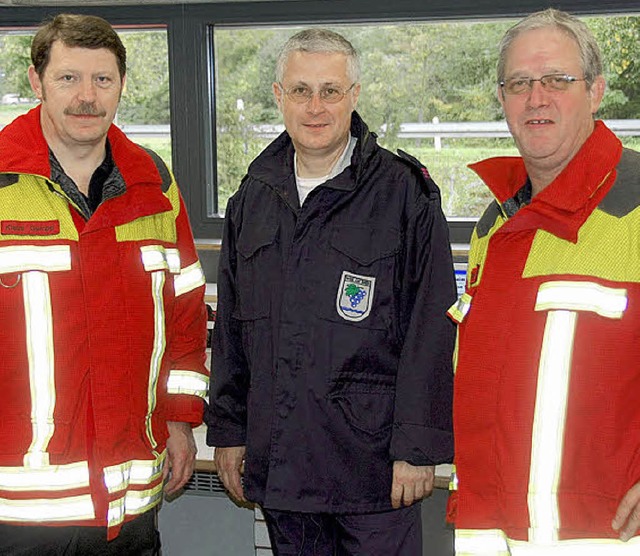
[336,271,375,322]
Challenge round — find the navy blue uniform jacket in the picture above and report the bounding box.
[207,112,456,513]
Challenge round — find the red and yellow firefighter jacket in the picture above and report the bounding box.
[0,106,208,537]
[449,121,640,555]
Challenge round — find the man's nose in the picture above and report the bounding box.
[526,80,551,108]
[305,91,325,113]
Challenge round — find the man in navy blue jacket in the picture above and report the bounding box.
[207,28,456,555]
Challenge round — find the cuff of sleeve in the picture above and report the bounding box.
[205,419,247,448]
[390,423,453,466]
[163,396,204,427]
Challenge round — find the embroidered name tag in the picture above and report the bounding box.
[1,220,61,236]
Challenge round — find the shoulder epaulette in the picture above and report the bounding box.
[476,200,502,239]
[141,146,172,193]
[598,148,640,218]
[0,174,19,188]
[395,148,439,197]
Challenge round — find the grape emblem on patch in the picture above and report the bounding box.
[336,271,376,322]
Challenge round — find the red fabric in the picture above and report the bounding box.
[0,107,207,533]
[453,122,640,540]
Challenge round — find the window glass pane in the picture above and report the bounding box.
[0,27,171,165]
[213,16,640,218]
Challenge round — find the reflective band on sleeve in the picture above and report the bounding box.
[0,245,71,274]
[448,292,472,324]
[0,494,95,522]
[141,245,181,274]
[0,461,89,491]
[449,467,458,491]
[455,529,640,555]
[103,452,166,494]
[107,483,164,528]
[528,281,628,544]
[167,370,209,398]
[174,261,205,297]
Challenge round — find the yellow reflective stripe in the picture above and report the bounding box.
[174,260,205,297]
[449,466,458,491]
[0,461,89,491]
[455,530,640,555]
[455,529,511,555]
[107,483,164,528]
[140,245,181,273]
[0,245,71,273]
[167,370,209,398]
[536,281,627,319]
[0,494,94,522]
[529,281,628,543]
[103,452,166,494]
[448,292,472,324]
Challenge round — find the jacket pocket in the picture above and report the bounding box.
[233,222,279,321]
[328,373,396,437]
[318,225,399,331]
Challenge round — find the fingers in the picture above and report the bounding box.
[391,462,435,509]
[613,483,640,542]
[164,421,197,495]
[214,447,247,503]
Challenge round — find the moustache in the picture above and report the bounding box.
[64,103,107,117]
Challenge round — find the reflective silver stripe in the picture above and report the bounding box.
[448,292,472,324]
[107,483,164,528]
[0,461,89,492]
[0,245,71,273]
[529,282,628,543]
[2,246,72,474]
[536,281,627,318]
[455,529,511,555]
[146,269,166,448]
[455,529,640,555]
[23,271,57,468]
[0,494,95,522]
[167,370,209,398]
[141,245,181,274]
[103,452,166,494]
[174,261,205,297]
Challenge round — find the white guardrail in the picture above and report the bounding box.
[3,120,639,140]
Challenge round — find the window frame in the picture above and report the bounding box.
[2,0,638,243]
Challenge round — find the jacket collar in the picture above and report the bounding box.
[470,120,623,242]
[247,110,377,199]
[0,105,163,191]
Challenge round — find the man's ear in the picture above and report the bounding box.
[589,75,606,115]
[273,82,283,112]
[28,66,43,100]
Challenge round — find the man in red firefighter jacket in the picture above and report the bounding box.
[449,8,640,555]
[0,14,208,554]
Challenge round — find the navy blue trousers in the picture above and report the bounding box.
[0,510,159,556]
[262,504,422,556]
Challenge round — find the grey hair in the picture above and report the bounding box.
[497,8,603,87]
[275,28,361,84]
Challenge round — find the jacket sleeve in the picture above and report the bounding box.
[205,194,250,447]
[389,167,457,466]
[160,182,209,426]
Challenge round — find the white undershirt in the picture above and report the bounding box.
[295,135,357,205]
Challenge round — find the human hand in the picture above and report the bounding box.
[215,445,247,503]
[613,481,640,541]
[391,461,435,509]
[163,421,197,495]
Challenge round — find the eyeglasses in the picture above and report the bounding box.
[500,73,586,95]
[278,82,356,104]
